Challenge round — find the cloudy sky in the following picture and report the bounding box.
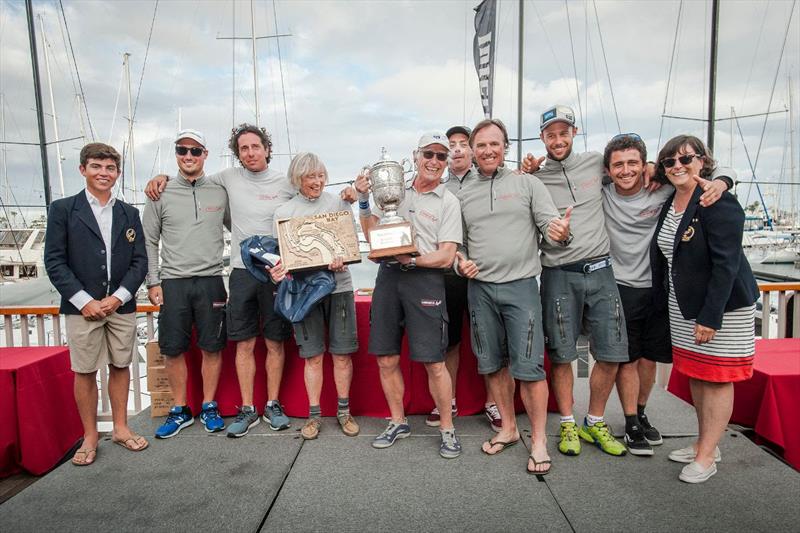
[0,0,798,222]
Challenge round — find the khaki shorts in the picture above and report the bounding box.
[66,312,138,373]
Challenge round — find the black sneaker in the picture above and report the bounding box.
[624,424,654,456]
[639,413,663,445]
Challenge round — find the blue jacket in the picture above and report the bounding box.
[650,186,758,330]
[44,190,148,315]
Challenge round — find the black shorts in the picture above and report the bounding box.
[369,264,448,363]
[227,268,292,342]
[444,273,468,348]
[617,284,672,364]
[158,277,227,356]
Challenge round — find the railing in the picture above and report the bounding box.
[1,282,798,411]
[0,304,159,421]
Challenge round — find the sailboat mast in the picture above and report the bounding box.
[790,74,796,228]
[124,53,137,205]
[707,0,719,153]
[39,14,65,198]
[250,0,260,125]
[1,93,8,203]
[25,0,51,208]
[516,0,523,167]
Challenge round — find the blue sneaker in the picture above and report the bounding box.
[372,420,411,449]
[155,406,194,439]
[200,401,225,433]
[439,428,462,459]
[263,401,290,431]
[226,406,260,438]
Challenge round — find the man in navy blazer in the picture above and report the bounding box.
[44,142,149,466]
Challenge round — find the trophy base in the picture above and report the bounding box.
[367,222,419,260]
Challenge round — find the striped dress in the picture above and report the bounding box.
[657,204,755,382]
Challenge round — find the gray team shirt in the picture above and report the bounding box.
[273,191,355,294]
[458,165,560,283]
[374,180,462,255]
[142,174,228,286]
[534,150,609,267]
[207,166,295,269]
[442,167,474,196]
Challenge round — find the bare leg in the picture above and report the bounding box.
[73,371,100,452]
[637,359,657,406]
[443,343,460,400]
[331,354,353,399]
[304,354,324,406]
[482,367,519,452]
[551,362,575,417]
[689,378,705,451]
[692,379,733,468]
[165,354,188,406]
[587,361,619,418]
[520,379,550,472]
[616,361,640,416]
[265,338,285,401]
[200,350,223,404]
[484,376,496,405]
[425,361,454,429]
[377,355,405,422]
[235,338,257,406]
[108,365,133,439]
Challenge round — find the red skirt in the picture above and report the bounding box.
[672,347,754,383]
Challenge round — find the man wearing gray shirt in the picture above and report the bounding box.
[145,124,295,438]
[143,129,229,439]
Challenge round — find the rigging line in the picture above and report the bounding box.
[531,2,571,95]
[272,0,292,156]
[54,1,79,96]
[131,0,159,122]
[657,0,683,155]
[462,4,467,125]
[58,0,94,140]
[564,0,586,151]
[734,113,772,227]
[740,0,771,113]
[751,0,796,175]
[108,62,125,144]
[592,0,620,133]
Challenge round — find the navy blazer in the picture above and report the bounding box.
[650,186,758,330]
[44,190,148,315]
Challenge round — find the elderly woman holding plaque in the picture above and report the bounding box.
[269,152,361,440]
[355,132,463,459]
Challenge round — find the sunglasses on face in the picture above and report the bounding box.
[611,132,642,142]
[660,153,701,168]
[421,150,448,162]
[175,146,204,157]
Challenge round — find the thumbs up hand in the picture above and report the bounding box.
[547,206,573,243]
[455,251,479,278]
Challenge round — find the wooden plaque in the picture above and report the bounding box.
[276,210,362,272]
[367,222,419,260]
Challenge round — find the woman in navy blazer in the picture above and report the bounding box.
[650,135,758,484]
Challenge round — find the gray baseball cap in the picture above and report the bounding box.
[540,105,576,131]
[417,131,450,151]
[175,128,207,148]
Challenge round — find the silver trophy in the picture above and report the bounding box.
[363,148,418,259]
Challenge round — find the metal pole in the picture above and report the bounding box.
[124,53,137,204]
[789,74,796,228]
[39,14,65,198]
[250,0,260,125]
[1,93,8,202]
[516,0,523,167]
[232,0,236,132]
[26,0,51,208]
[707,0,719,153]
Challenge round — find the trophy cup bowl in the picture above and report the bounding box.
[364,151,418,260]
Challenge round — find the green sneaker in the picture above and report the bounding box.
[558,421,581,456]
[578,419,627,456]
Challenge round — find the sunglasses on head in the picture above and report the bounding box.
[660,153,701,168]
[176,146,204,157]
[611,132,642,142]
[421,150,448,162]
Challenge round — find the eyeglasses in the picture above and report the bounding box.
[660,154,701,168]
[175,146,204,157]
[421,150,448,162]
[611,133,642,142]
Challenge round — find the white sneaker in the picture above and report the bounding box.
[679,461,718,483]
[668,445,721,464]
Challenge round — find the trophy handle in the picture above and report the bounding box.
[401,158,413,174]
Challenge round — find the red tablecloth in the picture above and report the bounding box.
[0,346,82,477]
[668,338,800,469]
[184,294,559,418]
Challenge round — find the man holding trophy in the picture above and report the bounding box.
[355,132,463,459]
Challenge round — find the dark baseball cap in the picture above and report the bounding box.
[446,126,471,139]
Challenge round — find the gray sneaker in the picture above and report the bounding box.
[372,420,411,449]
[263,401,290,431]
[439,428,462,459]
[226,406,260,438]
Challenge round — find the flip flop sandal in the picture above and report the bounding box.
[113,435,150,452]
[71,448,97,466]
[527,455,552,476]
[481,437,520,455]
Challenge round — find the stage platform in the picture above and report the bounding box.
[1,381,798,532]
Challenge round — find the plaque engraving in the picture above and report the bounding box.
[276,210,362,272]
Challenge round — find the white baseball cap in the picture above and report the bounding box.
[540,105,576,131]
[175,128,207,148]
[417,131,449,151]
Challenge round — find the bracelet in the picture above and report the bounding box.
[358,199,370,209]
